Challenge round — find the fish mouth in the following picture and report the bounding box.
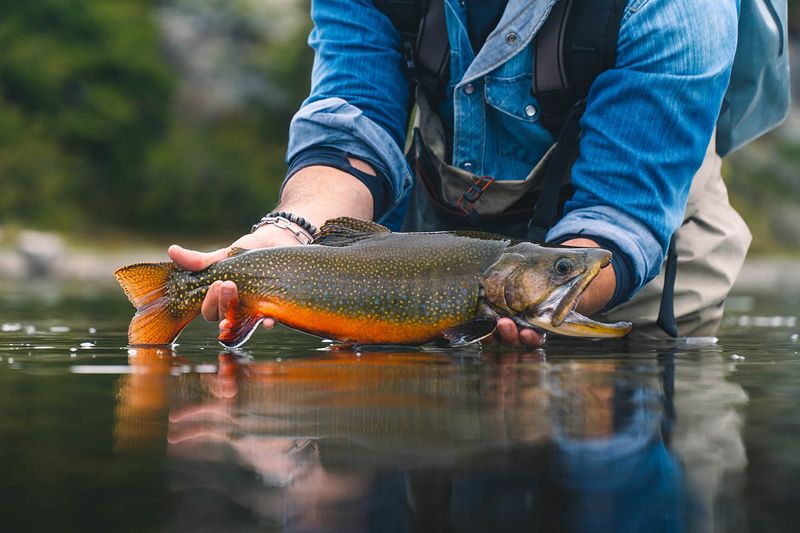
[518,310,633,338]
[518,256,632,338]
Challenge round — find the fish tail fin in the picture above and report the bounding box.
[114,262,201,345]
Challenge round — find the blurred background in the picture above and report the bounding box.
[0,0,799,282]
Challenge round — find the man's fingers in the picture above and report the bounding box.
[495,317,545,348]
[201,281,221,322]
[496,318,521,347]
[519,328,544,348]
[202,281,240,322]
[217,281,237,323]
[168,244,230,272]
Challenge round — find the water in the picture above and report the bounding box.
[1,282,799,532]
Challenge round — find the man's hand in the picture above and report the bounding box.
[490,237,617,347]
[169,161,376,332]
[169,225,307,330]
[492,317,546,347]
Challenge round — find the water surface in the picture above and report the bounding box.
[0,281,798,532]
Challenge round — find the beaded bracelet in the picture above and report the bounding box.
[251,211,317,245]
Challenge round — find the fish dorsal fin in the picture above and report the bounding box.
[312,217,391,247]
[442,319,497,347]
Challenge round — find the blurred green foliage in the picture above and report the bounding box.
[0,0,312,237]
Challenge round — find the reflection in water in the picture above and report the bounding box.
[115,346,747,532]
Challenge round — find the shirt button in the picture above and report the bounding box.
[463,83,475,95]
[505,32,518,45]
[463,161,474,171]
[524,104,537,118]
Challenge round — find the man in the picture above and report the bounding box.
[169,0,750,346]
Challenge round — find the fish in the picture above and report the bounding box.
[114,217,632,348]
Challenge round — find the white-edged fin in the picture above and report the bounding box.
[442,319,497,347]
[218,301,265,348]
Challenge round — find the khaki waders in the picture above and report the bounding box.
[402,91,751,338]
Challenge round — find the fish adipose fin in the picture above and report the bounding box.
[442,319,497,347]
[218,298,265,348]
[227,247,249,257]
[114,263,200,346]
[313,217,391,247]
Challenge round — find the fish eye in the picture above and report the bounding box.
[554,258,573,275]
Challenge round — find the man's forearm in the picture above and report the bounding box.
[279,159,376,229]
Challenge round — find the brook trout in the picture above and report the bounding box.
[115,218,632,348]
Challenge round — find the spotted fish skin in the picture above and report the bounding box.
[115,217,630,347]
[198,232,511,345]
[114,226,512,346]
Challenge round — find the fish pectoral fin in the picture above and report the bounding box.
[442,319,497,347]
[218,299,265,348]
[313,217,391,247]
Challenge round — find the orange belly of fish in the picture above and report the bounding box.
[254,300,463,345]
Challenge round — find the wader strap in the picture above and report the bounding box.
[415,0,449,100]
[656,235,679,338]
[534,0,574,94]
[534,0,627,137]
[526,99,585,242]
[373,0,448,101]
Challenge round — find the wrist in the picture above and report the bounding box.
[251,214,314,245]
[280,165,375,228]
[285,148,390,219]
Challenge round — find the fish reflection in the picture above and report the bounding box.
[114,347,747,532]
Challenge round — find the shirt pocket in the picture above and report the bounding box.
[484,74,554,164]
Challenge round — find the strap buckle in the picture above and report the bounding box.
[456,176,495,215]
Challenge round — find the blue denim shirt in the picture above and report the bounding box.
[287,0,739,302]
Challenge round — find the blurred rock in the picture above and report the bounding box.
[17,230,65,279]
[0,251,26,279]
[734,257,800,293]
[158,0,306,118]
[769,203,800,247]
[777,107,800,145]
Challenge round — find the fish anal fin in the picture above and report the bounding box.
[312,217,390,247]
[442,318,497,347]
[218,298,265,348]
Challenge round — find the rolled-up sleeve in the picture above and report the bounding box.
[286,0,414,219]
[546,0,739,302]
